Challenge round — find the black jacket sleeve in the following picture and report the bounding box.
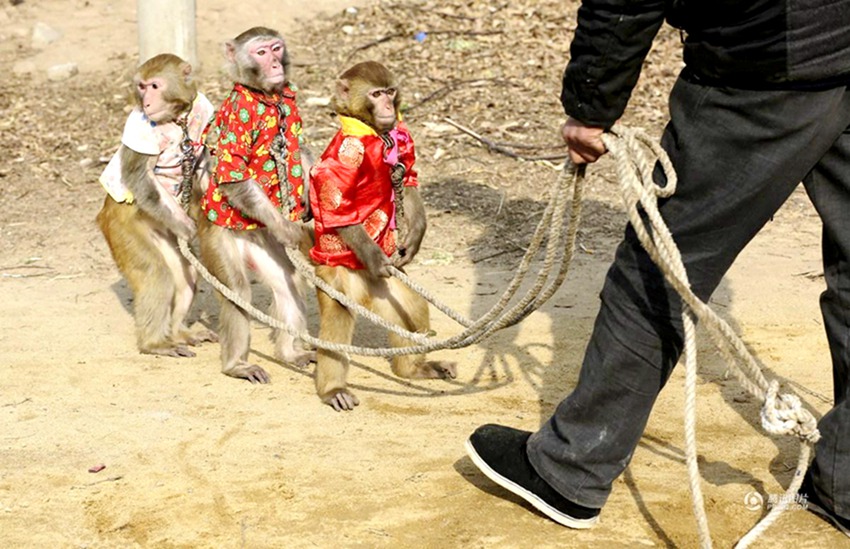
[561,0,667,128]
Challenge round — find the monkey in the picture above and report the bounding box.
[96,53,217,358]
[309,61,457,411]
[198,27,314,384]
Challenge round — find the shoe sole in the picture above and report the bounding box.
[464,438,599,529]
[806,501,850,538]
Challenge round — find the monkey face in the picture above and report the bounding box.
[247,37,287,91]
[137,77,175,123]
[133,54,196,124]
[368,87,398,133]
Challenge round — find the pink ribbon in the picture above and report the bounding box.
[383,126,409,167]
[383,126,409,231]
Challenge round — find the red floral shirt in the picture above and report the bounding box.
[309,116,418,270]
[202,84,305,230]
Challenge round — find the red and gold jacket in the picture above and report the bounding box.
[202,83,306,230]
[309,116,418,270]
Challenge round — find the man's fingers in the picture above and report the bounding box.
[568,146,603,165]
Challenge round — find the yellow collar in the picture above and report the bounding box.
[339,116,377,137]
[338,114,405,137]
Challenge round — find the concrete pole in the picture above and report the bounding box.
[137,0,198,68]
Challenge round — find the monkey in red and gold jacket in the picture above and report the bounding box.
[309,61,457,412]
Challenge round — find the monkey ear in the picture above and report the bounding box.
[181,62,193,82]
[336,78,351,103]
[224,41,237,63]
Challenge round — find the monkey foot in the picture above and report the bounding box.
[426,361,458,380]
[142,344,196,358]
[182,329,219,346]
[323,389,360,412]
[226,363,271,384]
[278,350,317,368]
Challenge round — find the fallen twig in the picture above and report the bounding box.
[793,270,824,280]
[407,78,512,111]
[347,29,503,60]
[491,140,566,151]
[0,264,52,270]
[1,272,53,279]
[443,118,569,162]
[472,245,525,264]
[1,398,31,408]
[347,33,401,57]
[72,475,124,489]
[382,2,483,21]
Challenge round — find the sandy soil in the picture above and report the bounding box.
[0,1,847,547]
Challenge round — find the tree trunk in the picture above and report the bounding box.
[137,0,198,68]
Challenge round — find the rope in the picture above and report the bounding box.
[178,124,818,546]
[177,158,586,357]
[600,125,821,549]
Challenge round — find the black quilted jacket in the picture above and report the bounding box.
[562,0,850,127]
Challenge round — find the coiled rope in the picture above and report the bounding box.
[179,124,820,547]
[600,125,820,549]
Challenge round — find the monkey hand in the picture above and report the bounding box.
[300,189,313,222]
[336,224,392,278]
[269,218,304,248]
[395,187,426,267]
[394,227,424,268]
[301,155,314,222]
[362,247,393,279]
[170,214,197,241]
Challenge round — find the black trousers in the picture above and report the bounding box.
[527,74,850,518]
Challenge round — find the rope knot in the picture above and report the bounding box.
[760,380,821,444]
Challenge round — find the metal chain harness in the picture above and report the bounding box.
[176,113,197,211]
[268,101,297,217]
[380,132,407,245]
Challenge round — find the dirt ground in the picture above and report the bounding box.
[1,1,848,547]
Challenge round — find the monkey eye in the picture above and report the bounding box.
[150,82,159,90]
[370,88,396,100]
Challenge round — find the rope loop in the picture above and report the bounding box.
[606,125,677,198]
[596,125,820,549]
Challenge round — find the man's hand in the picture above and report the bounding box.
[561,118,607,165]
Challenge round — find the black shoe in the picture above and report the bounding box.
[465,423,600,529]
[799,471,850,537]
